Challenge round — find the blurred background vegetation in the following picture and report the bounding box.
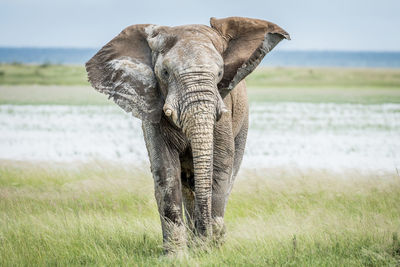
[1,63,400,105]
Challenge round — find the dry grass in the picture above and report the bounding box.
[1,84,399,105]
[0,85,109,105]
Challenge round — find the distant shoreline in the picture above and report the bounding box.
[1,48,400,68]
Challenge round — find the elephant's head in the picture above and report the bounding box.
[86,16,289,235]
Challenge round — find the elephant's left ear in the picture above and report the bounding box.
[86,24,163,123]
[210,17,290,96]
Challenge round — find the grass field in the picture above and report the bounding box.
[1,162,399,266]
[1,64,400,265]
[0,63,88,86]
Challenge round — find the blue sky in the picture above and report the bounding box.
[1,0,399,51]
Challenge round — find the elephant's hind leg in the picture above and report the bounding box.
[229,116,249,194]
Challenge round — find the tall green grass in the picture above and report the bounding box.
[1,161,399,266]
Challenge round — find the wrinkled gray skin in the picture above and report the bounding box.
[86,16,289,253]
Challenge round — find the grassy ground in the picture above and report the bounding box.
[1,65,400,265]
[246,67,400,88]
[0,63,88,86]
[0,161,399,266]
[0,86,110,105]
[1,64,400,105]
[1,85,399,105]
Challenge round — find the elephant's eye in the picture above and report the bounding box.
[218,71,223,79]
[162,69,169,79]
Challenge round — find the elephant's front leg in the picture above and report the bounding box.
[212,120,235,241]
[142,121,185,253]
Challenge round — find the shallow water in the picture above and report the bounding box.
[0,103,399,172]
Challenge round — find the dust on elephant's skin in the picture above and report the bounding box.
[86,16,289,253]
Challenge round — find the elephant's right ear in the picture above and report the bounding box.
[86,24,163,123]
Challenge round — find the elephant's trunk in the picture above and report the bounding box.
[178,72,218,236]
[185,107,215,236]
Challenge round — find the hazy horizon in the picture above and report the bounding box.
[2,46,400,53]
[1,0,400,52]
[1,48,399,68]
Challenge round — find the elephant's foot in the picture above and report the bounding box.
[163,222,187,254]
[188,217,226,250]
[212,216,226,245]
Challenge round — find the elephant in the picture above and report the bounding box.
[86,16,289,252]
